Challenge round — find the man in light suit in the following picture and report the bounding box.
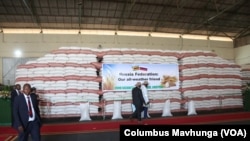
[13,83,42,141]
[10,84,21,127]
[141,81,150,119]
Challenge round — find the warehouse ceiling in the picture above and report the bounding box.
[0,0,249,39]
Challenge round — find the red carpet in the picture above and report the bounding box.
[0,135,16,141]
[1,111,250,138]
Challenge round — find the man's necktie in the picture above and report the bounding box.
[27,96,33,117]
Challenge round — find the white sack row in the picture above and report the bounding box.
[103,91,132,101]
[103,55,178,64]
[39,104,100,115]
[183,89,242,98]
[180,67,241,76]
[179,56,235,65]
[181,78,241,88]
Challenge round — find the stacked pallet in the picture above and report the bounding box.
[101,48,182,118]
[15,47,102,118]
[179,51,243,110]
[14,47,244,119]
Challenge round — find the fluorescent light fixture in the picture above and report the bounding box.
[81,30,115,35]
[209,36,233,41]
[116,31,148,36]
[1,28,234,41]
[182,34,207,40]
[3,28,40,34]
[42,29,78,34]
[14,49,22,57]
[150,32,180,38]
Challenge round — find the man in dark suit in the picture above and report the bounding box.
[130,82,146,122]
[10,84,21,127]
[13,83,42,141]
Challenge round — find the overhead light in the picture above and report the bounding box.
[182,34,207,40]
[14,49,22,57]
[3,28,40,34]
[209,36,233,41]
[42,29,78,34]
[150,32,180,38]
[81,30,115,35]
[116,31,148,36]
[0,28,235,41]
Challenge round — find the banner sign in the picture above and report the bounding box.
[102,64,179,91]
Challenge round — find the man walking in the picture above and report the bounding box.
[130,82,145,123]
[10,84,21,127]
[141,81,150,119]
[13,83,42,141]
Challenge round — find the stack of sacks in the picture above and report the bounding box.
[39,102,99,118]
[183,98,220,110]
[148,90,182,113]
[16,47,245,118]
[103,91,132,116]
[103,90,182,116]
[220,95,243,109]
[103,54,178,64]
[15,47,103,118]
[241,68,250,87]
[102,48,179,64]
[179,50,243,111]
[103,91,132,101]
[101,48,180,117]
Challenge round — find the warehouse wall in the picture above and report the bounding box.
[0,33,234,84]
[234,44,250,66]
[0,33,234,57]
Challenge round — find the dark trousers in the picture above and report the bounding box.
[143,107,148,118]
[11,110,14,127]
[132,104,143,121]
[18,120,41,141]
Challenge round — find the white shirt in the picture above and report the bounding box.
[141,85,149,103]
[16,89,20,95]
[23,94,35,121]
